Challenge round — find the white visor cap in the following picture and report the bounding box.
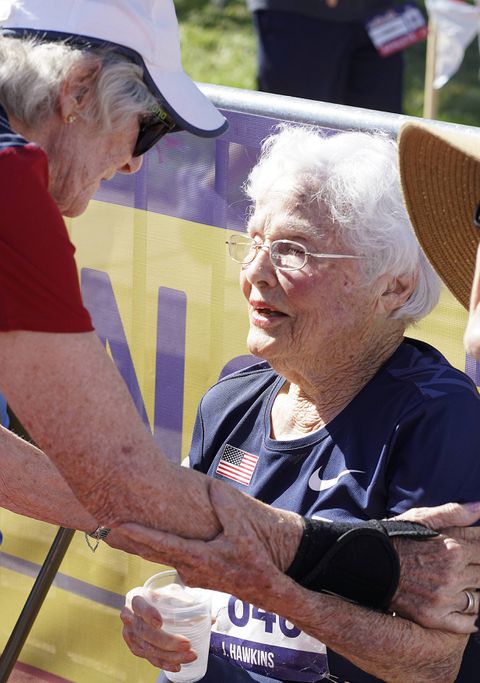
[0,0,228,137]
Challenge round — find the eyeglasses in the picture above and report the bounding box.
[226,235,362,271]
[133,104,181,157]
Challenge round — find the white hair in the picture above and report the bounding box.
[0,36,158,129]
[245,126,441,324]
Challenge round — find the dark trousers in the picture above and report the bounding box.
[252,9,404,114]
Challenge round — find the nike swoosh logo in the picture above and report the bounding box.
[308,467,365,492]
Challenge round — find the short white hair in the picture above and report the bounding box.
[0,36,158,129]
[245,126,441,323]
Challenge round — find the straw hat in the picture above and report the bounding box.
[398,122,480,310]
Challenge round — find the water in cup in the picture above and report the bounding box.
[144,571,211,683]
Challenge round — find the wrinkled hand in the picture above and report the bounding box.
[121,589,197,671]
[113,479,302,612]
[391,502,480,633]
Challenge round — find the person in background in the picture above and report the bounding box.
[247,0,403,113]
[246,0,423,113]
[120,127,480,683]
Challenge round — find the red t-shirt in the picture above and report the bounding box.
[0,142,93,332]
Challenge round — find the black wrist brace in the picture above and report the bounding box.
[286,518,437,610]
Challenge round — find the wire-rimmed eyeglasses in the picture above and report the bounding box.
[225,235,362,271]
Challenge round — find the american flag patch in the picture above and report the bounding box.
[215,444,259,486]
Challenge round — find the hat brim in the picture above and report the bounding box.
[143,64,228,138]
[398,122,480,310]
[2,27,228,138]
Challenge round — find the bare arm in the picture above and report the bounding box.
[122,587,466,683]
[118,484,478,683]
[0,331,303,562]
[116,490,480,633]
[0,425,96,530]
[0,330,223,535]
[268,580,467,683]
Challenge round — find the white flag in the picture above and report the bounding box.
[425,0,480,88]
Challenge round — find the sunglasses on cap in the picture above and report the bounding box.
[134,104,181,157]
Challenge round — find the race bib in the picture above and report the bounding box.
[208,591,329,681]
[366,3,427,57]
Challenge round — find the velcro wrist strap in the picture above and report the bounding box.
[379,519,439,539]
[287,518,437,610]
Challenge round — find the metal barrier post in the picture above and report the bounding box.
[0,527,75,682]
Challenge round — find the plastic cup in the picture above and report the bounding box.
[143,570,211,683]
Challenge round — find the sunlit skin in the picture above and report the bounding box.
[242,200,371,368]
[7,60,143,218]
[464,243,480,359]
[10,110,142,217]
[45,115,142,217]
[239,192,413,436]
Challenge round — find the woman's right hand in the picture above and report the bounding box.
[121,589,198,671]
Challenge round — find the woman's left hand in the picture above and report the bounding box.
[391,502,480,633]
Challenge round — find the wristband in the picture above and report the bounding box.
[287,518,437,610]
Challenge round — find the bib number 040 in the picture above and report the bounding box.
[228,597,301,638]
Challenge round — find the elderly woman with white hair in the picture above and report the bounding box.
[121,127,480,683]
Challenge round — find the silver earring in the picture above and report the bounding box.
[66,114,77,124]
